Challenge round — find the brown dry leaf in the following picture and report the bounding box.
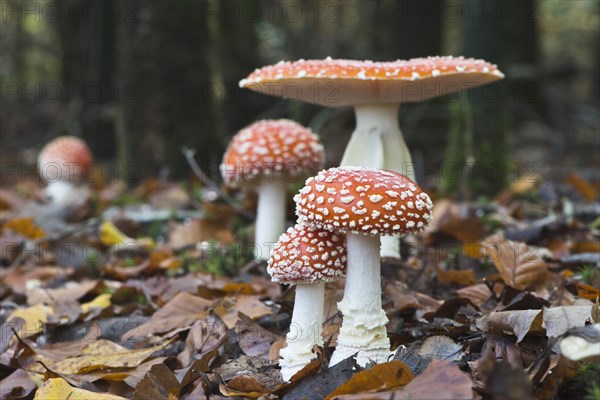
[576,283,600,301]
[417,336,463,361]
[462,241,483,259]
[26,339,169,375]
[8,304,53,338]
[326,360,414,399]
[123,292,211,339]
[495,173,540,204]
[34,377,127,400]
[334,359,472,400]
[535,356,578,399]
[476,309,544,342]
[178,313,228,367]
[0,368,39,399]
[571,241,600,253]
[27,279,104,305]
[543,305,594,339]
[481,233,548,290]
[426,200,485,241]
[456,283,492,307]
[236,313,282,359]
[219,375,271,398]
[214,296,271,329]
[3,217,45,239]
[565,172,597,202]
[169,218,233,249]
[436,266,477,286]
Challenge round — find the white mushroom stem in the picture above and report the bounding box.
[44,181,91,208]
[340,104,415,259]
[329,233,392,367]
[279,283,324,381]
[255,178,287,260]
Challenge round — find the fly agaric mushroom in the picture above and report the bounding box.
[38,136,94,207]
[221,119,324,260]
[268,224,346,381]
[240,56,503,258]
[294,167,433,367]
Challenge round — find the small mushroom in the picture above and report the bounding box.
[294,167,433,367]
[268,224,346,381]
[37,136,93,207]
[221,119,324,260]
[241,56,503,258]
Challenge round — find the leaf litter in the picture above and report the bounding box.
[0,172,599,399]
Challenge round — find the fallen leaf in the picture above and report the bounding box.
[575,283,600,301]
[436,266,477,286]
[543,305,594,339]
[426,200,485,241]
[81,293,112,313]
[281,357,357,400]
[215,296,271,329]
[178,313,228,367]
[4,217,45,239]
[8,304,53,338]
[123,292,211,339]
[100,220,133,246]
[456,283,492,307]
[481,233,548,290]
[236,313,282,359]
[334,359,473,400]
[476,309,544,342]
[0,368,39,399]
[27,280,104,305]
[326,360,413,399]
[25,339,169,375]
[219,374,271,398]
[566,172,597,202]
[33,377,127,399]
[462,241,483,259]
[417,336,463,361]
[169,218,234,249]
[393,346,432,376]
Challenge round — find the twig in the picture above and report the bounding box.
[181,147,254,220]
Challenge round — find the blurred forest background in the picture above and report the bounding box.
[1,0,599,195]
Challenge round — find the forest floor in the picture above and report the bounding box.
[1,170,599,399]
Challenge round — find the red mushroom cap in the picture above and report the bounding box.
[221,119,324,184]
[38,136,93,183]
[240,56,504,107]
[267,224,346,284]
[294,167,433,236]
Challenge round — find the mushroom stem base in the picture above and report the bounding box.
[329,233,392,367]
[279,283,324,381]
[255,179,287,260]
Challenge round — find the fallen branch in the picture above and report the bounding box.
[182,147,254,220]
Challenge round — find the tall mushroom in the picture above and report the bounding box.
[38,136,94,207]
[268,224,346,381]
[240,56,503,258]
[221,119,324,260]
[294,167,433,367]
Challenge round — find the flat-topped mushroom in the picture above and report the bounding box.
[38,136,94,207]
[294,167,433,367]
[221,119,324,260]
[268,224,346,381]
[241,56,503,258]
